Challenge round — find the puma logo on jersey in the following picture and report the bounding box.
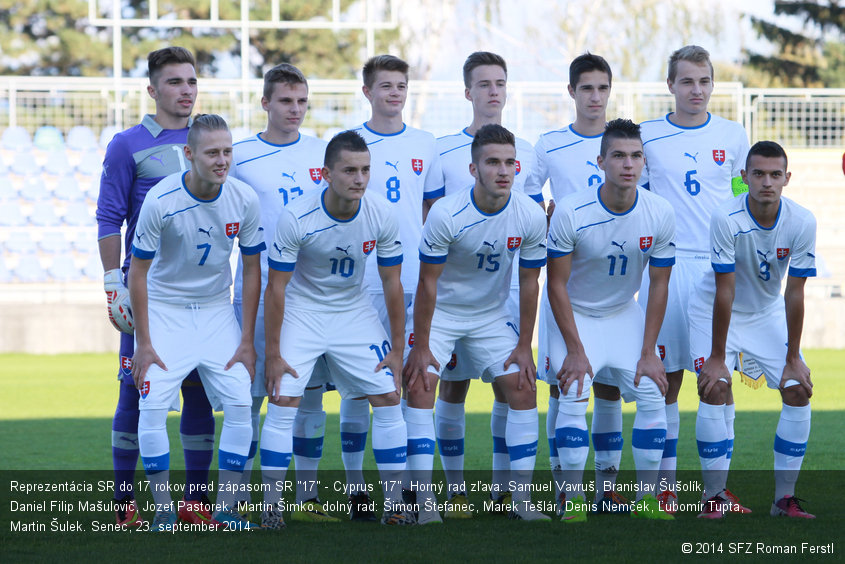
[423,238,435,252]
[198,226,213,237]
[587,160,600,172]
[273,242,283,255]
[149,154,165,165]
[136,232,146,242]
[713,247,723,259]
[756,249,770,261]
[548,234,559,247]
[684,152,699,162]
[385,160,399,172]
[282,171,296,182]
[611,240,626,252]
[336,245,351,256]
[482,240,497,250]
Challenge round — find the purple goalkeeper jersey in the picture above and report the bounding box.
[96,115,191,272]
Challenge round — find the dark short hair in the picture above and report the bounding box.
[148,46,196,84]
[324,130,369,169]
[362,55,409,89]
[667,45,713,82]
[470,124,515,164]
[569,52,612,88]
[263,63,307,100]
[187,114,229,148]
[599,118,642,157]
[746,140,788,170]
[462,51,507,89]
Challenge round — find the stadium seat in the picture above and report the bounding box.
[0,201,28,226]
[5,231,38,255]
[1,126,32,151]
[73,236,98,256]
[64,201,94,226]
[0,175,16,200]
[13,255,47,283]
[17,177,50,202]
[82,252,102,280]
[33,126,65,152]
[9,151,40,176]
[48,254,82,282]
[66,126,98,152]
[76,150,103,177]
[43,149,73,176]
[53,177,86,202]
[29,201,62,226]
[39,231,75,255]
[99,125,121,150]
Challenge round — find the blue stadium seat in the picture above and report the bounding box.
[48,254,82,282]
[6,231,38,255]
[53,177,86,202]
[17,177,50,202]
[9,151,40,176]
[14,255,46,283]
[99,125,120,150]
[66,126,98,152]
[64,201,94,226]
[76,150,103,177]
[0,174,16,200]
[33,126,65,151]
[30,202,62,226]
[1,126,32,151]
[43,149,73,176]
[82,252,102,280]
[0,201,28,226]
[39,231,75,255]
[74,236,98,255]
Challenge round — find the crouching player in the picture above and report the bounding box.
[129,114,264,531]
[691,141,816,519]
[260,130,410,528]
[403,124,548,522]
[545,119,676,522]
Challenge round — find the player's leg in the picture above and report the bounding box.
[178,374,215,523]
[405,369,440,522]
[591,380,627,511]
[340,396,373,519]
[112,333,144,526]
[436,377,471,517]
[490,382,511,506]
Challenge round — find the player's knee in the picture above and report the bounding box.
[548,383,560,399]
[438,379,469,403]
[698,380,729,404]
[780,383,810,407]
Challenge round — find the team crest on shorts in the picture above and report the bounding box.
[362,240,376,255]
[225,223,240,238]
[658,345,666,361]
[446,354,457,370]
[694,357,705,372]
[515,160,521,174]
[544,356,550,372]
[140,381,150,399]
[120,356,133,375]
[309,168,322,184]
[639,236,653,252]
[408,333,415,347]
[712,150,726,166]
[777,248,790,260]
[507,237,522,250]
[412,158,423,176]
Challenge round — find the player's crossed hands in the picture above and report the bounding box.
[265,354,299,403]
[557,349,593,398]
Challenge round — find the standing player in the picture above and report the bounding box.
[638,45,750,511]
[96,46,217,527]
[229,64,336,522]
[533,53,632,511]
[129,114,264,530]
[404,124,549,522]
[690,141,815,519]
[434,52,543,514]
[546,119,675,522]
[346,55,443,517]
[259,131,411,528]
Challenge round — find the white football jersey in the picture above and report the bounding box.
[268,188,403,312]
[533,125,604,202]
[547,186,676,317]
[640,113,749,254]
[351,123,443,294]
[230,132,328,304]
[420,188,547,318]
[132,171,265,306]
[697,195,816,313]
[437,129,543,201]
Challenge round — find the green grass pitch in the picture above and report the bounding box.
[1,351,842,562]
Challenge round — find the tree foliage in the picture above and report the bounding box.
[745,1,845,87]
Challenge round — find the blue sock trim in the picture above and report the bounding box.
[373,445,407,464]
[774,435,807,457]
[247,440,258,459]
[407,437,435,456]
[260,448,292,468]
[492,436,508,454]
[662,438,678,459]
[142,452,170,474]
[547,437,556,454]
[292,436,324,458]
[697,439,728,458]
[340,432,367,452]
[219,449,247,471]
[632,428,666,450]
[592,431,623,451]
[725,439,733,460]
[437,438,464,457]
[508,441,538,462]
[556,426,589,449]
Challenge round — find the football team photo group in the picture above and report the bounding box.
[95,42,817,532]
